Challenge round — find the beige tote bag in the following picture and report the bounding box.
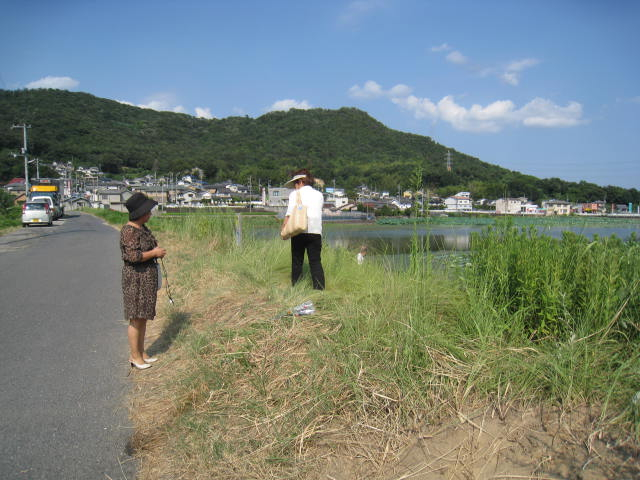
[281,190,307,240]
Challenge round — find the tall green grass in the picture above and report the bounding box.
[84,207,238,248]
[465,220,640,340]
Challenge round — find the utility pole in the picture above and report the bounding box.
[12,124,31,197]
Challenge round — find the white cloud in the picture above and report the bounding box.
[507,58,540,72]
[232,107,247,115]
[371,80,585,132]
[429,44,468,65]
[349,80,412,99]
[501,72,519,86]
[398,94,583,132]
[268,99,312,112]
[195,107,214,119]
[446,50,468,65]
[391,95,437,120]
[26,76,79,89]
[388,84,412,97]
[394,95,514,133]
[338,0,386,26]
[431,45,539,86]
[349,80,384,99]
[141,99,186,113]
[518,98,583,127]
[118,93,187,114]
[501,58,540,86]
[119,95,219,119]
[439,96,515,133]
[631,96,640,104]
[430,43,452,53]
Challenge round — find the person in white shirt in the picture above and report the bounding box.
[281,169,325,290]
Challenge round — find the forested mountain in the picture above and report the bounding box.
[1,89,637,203]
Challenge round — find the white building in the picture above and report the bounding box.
[542,200,572,216]
[444,192,472,212]
[390,199,412,210]
[325,189,349,209]
[496,197,527,214]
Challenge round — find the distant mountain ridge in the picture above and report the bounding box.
[0,89,637,204]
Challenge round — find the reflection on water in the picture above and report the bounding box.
[253,223,640,255]
[325,227,472,254]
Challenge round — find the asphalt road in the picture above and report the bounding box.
[0,213,136,479]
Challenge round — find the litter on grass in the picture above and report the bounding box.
[291,301,315,316]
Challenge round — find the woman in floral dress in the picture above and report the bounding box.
[121,193,167,370]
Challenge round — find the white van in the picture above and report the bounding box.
[30,196,60,219]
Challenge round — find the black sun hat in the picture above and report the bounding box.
[125,192,158,221]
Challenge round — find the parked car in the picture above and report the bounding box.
[22,201,53,227]
[29,194,62,219]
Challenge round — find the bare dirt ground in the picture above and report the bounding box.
[320,405,639,480]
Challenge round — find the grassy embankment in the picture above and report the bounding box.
[90,209,640,478]
[0,206,21,235]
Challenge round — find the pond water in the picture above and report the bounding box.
[253,222,640,255]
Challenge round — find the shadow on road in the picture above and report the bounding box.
[147,310,191,356]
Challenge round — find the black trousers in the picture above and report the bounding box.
[291,233,325,290]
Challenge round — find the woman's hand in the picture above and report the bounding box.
[281,217,289,240]
[153,247,167,258]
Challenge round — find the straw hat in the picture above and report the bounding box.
[284,174,307,188]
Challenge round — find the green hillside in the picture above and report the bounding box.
[1,89,637,203]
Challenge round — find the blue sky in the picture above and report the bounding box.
[1,0,639,188]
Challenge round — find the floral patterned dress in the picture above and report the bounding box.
[120,224,159,320]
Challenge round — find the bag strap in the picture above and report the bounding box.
[296,190,302,206]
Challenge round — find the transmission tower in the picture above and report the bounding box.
[446,150,452,172]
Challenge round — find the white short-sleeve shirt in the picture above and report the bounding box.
[285,185,324,235]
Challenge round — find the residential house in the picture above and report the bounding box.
[428,196,444,208]
[495,197,527,214]
[391,199,412,210]
[444,192,472,212]
[3,178,26,193]
[615,204,630,213]
[325,189,349,209]
[542,200,572,216]
[267,187,291,207]
[360,199,391,211]
[94,188,132,212]
[135,186,170,205]
[177,190,198,206]
[580,201,607,214]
